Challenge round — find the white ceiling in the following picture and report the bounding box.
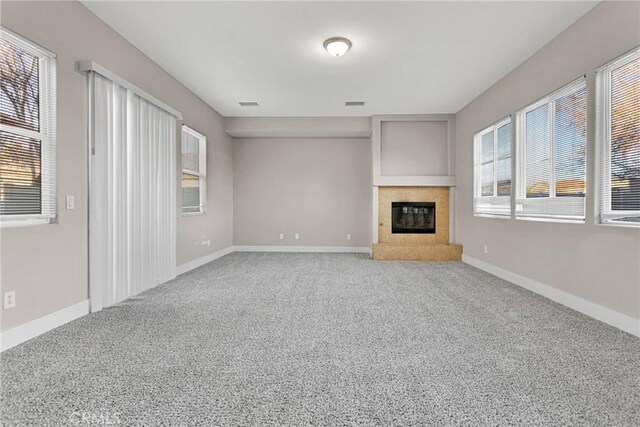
[82,1,597,117]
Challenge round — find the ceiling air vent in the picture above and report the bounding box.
[239,101,259,107]
[345,101,365,107]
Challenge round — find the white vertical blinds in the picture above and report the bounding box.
[474,117,511,216]
[89,71,177,311]
[0,27,56,226]
[516,77,587,221]
[597,48,640,225]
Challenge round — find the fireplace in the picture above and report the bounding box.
[391,202,436,234]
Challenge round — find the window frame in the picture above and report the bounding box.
[180,125,207,216]
[0,27,57,228]
[596,47,640,227]
[473,116,512,218]
[515,76,587,223]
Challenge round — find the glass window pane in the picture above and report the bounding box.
[481,131,494,196]
[181,173,200,213]
[525,104,550,198]
[181,131,200,173]
[555,86,586,197]
[0,130,42,215]
[481,131,494,163]
[610,56,640,212]
[496,123,511,196]
[0,38,40,132]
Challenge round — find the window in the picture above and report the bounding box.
[474,117,512,217]
[515,78,587,222]
[181,125,206,215]
[597,48,640,226]
[0,28,56,227]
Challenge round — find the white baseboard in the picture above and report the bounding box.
[176,246,234,275]
[462,255,640,337]
[233,245,372,254]
[1,299,90,352]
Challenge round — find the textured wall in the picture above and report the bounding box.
[0,1,233,331]
[233,136,371,247]
[455,1,640,319]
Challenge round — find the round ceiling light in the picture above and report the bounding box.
[323,37,352,57]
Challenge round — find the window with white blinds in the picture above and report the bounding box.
[596,48,640,226]
[0,27,56,227]
[515,78,587,222]
[474,117,512,216]
[181,125,206,214]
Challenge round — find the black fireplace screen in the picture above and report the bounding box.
[391,202,436,234]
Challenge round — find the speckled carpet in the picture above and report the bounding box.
[1,252,639,426]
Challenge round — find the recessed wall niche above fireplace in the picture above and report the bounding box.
[392,202,435,234]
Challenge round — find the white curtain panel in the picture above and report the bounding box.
[90,73,177,311]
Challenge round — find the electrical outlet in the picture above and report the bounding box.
[484,245,488,254]
[66,195,75,210]
[201,239,211,247]
[279,233,284,240]
[346,233,351,241]
[4,291,16,309]
[295,233,300,240]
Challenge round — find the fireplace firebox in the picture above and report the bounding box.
[391,202,435,234]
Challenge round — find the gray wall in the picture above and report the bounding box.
[0,1,233,331]
[225,117,371,138]
[381,121,449,176]
[455,1,640,320]
[233,136,371,247]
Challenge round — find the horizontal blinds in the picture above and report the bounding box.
[181,126,206,213]
[181,131,200,174]
[0,131,41,214]
[599,49,640,224]
[0,27,56,221]
[555,86,586,197]
[525,104,550,198]
[610,56,640,213]
[481,131,494,196]
[181,173,201,212]
[0,37,39,132]
[496,122,512,197]
[517,78,586,221]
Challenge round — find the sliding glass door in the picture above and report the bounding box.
[88,71,177,311]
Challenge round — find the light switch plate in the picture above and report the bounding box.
[66,196,75,210]
[279,233,284,240]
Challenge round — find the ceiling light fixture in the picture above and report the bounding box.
[323,37,352,57]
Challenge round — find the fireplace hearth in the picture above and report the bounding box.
[391,202,435,234]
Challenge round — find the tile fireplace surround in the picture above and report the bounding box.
[373,186,462,260]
